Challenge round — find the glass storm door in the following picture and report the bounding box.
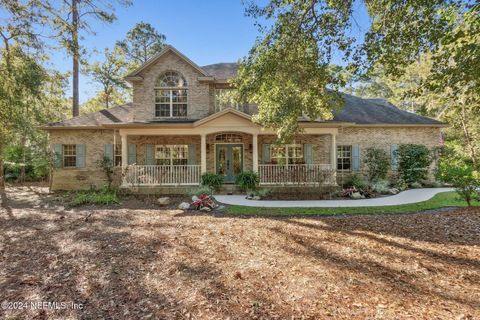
[216,144,243,183]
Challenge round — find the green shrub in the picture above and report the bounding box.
[364,147,389,182]
[437,161,480,206]
[394,179,408,191]
[33,157,50,179]
[370,180,390,194]
[235,170,260,192]
[397,144,432,184]
[188,186,213,196]
[431,180,444,188]
[254,188,272,198]
[344,173,367,189]
[410,181,423,188]
[201,173,224,191]
[71,187,120,206]
[4,144,50,181]
[97,156,114,190]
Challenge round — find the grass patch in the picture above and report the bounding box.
[71,188,120,206]
[226,192,480,216]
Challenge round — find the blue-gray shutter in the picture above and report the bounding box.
[76,144,86,168]
[304,144,313,164]
[352,144,360,171]
[262,144,271,163]
[145,144,154,165]
[53,144,62,168]
[188,144,196,165]
[104,144,113,163]
[127,144,136,165]
[390,144,398,170]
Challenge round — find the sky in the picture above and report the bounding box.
[43,0,371,103]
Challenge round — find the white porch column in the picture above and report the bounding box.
[200,134,207,173]
[252,133,258,173]
[121,134,128,171]
[330,133,336,170]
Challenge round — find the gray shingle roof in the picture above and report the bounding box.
[202,63,238,79]
[47,103,133,127]
[331,94,442,125]
[45,94,443,128]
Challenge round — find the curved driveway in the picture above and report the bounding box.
[215,188,455,208]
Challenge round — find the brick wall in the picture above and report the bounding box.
[129,135,201,165]
[48,126,442,190]
[336,126,442,180]
[132,51,214,121]
[49,129,122,190]
[258,135,332,164]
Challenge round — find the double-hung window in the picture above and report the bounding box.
[271,144,303,165]
[155,145,188,166]
[63,145,77,168]
[154,71,188,118]
[337,145,352,171]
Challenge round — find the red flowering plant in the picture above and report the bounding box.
[192,194,216,210]
[342,187,358,197]
[342,186,374,199]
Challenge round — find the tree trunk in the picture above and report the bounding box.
[19,135,26,184]
[72,0,80,117]
[460,104,478,167]
[0,142,4,190]
[105,87,110,109]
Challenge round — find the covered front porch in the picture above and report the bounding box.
[112,109,339,189]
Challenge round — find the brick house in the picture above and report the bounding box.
[42,45,446,192]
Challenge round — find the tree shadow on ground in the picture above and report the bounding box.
[266,214,480,311]
[0,187,290,319]
[2,186,480,319]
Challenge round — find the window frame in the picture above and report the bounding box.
[63,144,77,168]
[154,145,189,166]
[154,71,188,118]
[337,145,352,171]
[114,144,122,167]
[270,144,303,165]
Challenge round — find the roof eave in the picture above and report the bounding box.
[125,45,210,79]
[40,125,105,130]
[346,123,448,128]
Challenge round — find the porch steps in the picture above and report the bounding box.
[217,184,243,195]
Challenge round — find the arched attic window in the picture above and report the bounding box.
[154,71,188,117]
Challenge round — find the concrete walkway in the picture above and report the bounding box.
[215,188,455,208]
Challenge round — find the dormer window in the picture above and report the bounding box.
[155,71,188,117]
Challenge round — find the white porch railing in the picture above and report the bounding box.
[123,165,201,186]
[259,164,336,185]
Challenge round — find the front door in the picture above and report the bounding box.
[216,144,243,183]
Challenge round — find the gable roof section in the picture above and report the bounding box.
[193,108,252,127]
[44,103,133,128]
[126,45,210,79]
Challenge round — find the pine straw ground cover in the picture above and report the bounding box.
[0,187,479,319]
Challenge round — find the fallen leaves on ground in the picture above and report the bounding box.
[0,186,479,319]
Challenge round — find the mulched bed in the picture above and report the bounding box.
[0,186,479,319]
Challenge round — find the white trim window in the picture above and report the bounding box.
[337,145,352,171]
[155,145,188,165]
[154,71,188,117]
[63,144,76,167]
[271,144,303,165]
